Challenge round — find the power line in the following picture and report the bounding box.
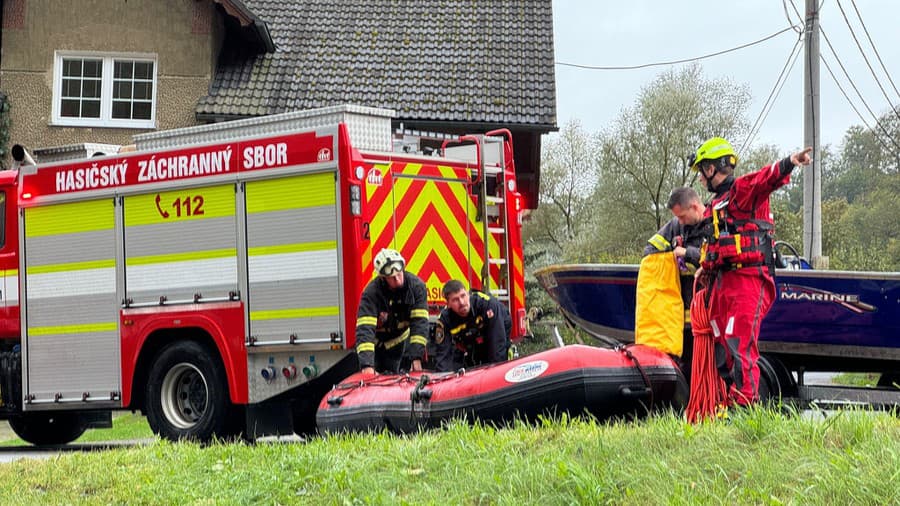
[555,26,798,70]
[821,54,900,160]
[788,0,897,152]
[819,26,900,153]
[785,0,803,22]
[848,0,900,101]
[820,56,877,135]
[782,0,802,32]
[740,33,804,154]
[835,0,900,124]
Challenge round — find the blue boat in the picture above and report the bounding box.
[534,246,900,380]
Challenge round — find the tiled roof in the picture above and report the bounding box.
[197,0,556,129]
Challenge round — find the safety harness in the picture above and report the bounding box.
[700,196,776,274]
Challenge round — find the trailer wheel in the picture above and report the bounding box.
[145,341,232,442]
[758,356,798,402]
[7,412,87,446]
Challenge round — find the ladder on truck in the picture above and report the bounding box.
[444,131,514,310]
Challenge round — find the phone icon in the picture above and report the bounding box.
[155,194,170,218]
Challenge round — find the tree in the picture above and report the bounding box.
[826,107,899,199]
[579,64,752,261]
[522,119,598,262]
[829,181,900,271]
[521,120,599,315]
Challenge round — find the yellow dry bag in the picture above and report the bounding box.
[634,252,684,356]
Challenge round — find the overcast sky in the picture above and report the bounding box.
[552,0,900,153]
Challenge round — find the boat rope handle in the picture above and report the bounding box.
[620,345,655,411]
[409,375,432,426]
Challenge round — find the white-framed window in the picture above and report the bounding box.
[52,51,158,129]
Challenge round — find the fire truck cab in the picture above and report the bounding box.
[0,105,526,444]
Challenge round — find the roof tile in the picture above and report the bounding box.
[197,0,556,129]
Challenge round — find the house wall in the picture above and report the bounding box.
[1,0,224,152]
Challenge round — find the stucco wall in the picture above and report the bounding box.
[1,0,225,153]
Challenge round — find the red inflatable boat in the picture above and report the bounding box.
[316,344,687,434]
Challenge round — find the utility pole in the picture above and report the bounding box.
[803,0,826,267]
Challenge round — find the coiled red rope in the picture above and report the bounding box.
[685,275,727,423]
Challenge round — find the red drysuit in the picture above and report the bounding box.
[700,157,794,405]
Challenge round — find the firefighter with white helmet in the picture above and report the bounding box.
[692,137,813,407]
[355,248,429,375]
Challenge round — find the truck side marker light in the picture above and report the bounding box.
[350,184,362,216]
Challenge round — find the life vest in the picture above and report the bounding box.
[700,196,775,273]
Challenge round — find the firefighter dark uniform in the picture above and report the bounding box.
[354,271,429,373]
[645,215,706,309]
[694,137,803,406]
[434,291,511,372]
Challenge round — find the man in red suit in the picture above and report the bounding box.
[691,137,812,406]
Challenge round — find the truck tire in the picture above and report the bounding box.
[145,341,232,442]
[7,412,87,446]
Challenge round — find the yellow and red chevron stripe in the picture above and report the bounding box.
[363,161,502,303]
[512,246,525,311]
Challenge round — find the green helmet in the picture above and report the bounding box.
[690,137,738,172]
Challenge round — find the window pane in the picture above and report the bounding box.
[133,81,151,100]
[82,79,101,99]
[134,62,153,80]
[83,60,102,78]
[112,100,131,119]
[114,60,133,79]
[61,99,80,117]
[62,78,80,97]
[82,100,101,118]
[57,56,155,124]
[132,101,151,120]
[113,80,132,99]
[63,59,82,77]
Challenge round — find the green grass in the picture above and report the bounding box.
[832,373,882,387]
[0,413,155,447]
[0,408,898,505]
[77,413,156,443]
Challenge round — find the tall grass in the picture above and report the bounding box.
[0,408,897,504]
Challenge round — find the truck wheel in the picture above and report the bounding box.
[7,412,87,446]
[145,341,232,442]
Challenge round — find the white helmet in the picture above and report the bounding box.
[374,248,405,276]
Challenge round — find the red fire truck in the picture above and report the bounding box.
[0,105,526,444]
